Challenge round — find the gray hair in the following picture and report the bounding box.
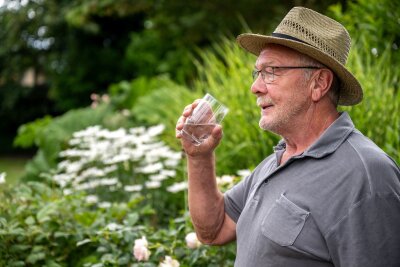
[298,54,340,107]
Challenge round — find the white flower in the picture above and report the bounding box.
[103,165,118,174]
[85,195,99,204]
[185,232,201,249]
[135,236,148,247]
[129,126,146,135]
[149,173,169,182]
[133,236,150,262]
[166,182,188,193]
[138,162,164,174]
[63,189,73,195]
[0,172,6,184]
[99,177,119,186]
[216,175,234,186]
[145,180,161,189]
[147,124,165,137]
[124,184,143,192]
[159,256,180,267]
[73,125,101,138]
[98,202,111,208]
[106,223,123,231]
[160,169,176,178]
[237,169,251,178]
[164,159,180,168]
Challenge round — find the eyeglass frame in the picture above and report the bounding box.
[252,66,322,84]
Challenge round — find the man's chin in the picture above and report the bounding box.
[259,118,281,134]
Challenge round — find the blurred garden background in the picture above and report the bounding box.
[0,0,399,266]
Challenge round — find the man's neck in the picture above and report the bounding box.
[279,108,339,165]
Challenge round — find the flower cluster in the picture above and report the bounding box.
[132,234,199,266]
[50,124,183,203]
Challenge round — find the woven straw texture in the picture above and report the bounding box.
[237,7,363,106]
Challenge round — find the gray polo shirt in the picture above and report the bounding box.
[224,112,400,267]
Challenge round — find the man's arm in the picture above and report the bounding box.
[176,102,236,245]
[186,153,236,245]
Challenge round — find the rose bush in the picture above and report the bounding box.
[0,124,240,266]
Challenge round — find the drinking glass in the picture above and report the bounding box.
[181,93,229,146]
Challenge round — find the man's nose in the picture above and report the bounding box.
[250,77,267,95]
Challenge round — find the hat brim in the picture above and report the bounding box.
[237,33,363,106]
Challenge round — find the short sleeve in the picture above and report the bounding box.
[224,178,248,223]
[326,193,400,267]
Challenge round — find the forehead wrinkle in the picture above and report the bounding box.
[255,58,276,69]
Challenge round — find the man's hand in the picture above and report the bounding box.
[175,100,224,157]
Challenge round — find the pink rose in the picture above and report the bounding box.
[133,236,150,261]
[185,232,201,249]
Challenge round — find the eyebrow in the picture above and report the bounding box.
[254,61,277,69]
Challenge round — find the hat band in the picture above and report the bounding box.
[271,32,311,46]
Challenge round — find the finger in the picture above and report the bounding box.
[211,124,223,141]
[182,104,193,117]
[176,128,182,139]
[183,99,202,116]
[176,116,185,129]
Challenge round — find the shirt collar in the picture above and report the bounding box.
[274,112,355,159]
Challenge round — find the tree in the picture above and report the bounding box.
[0,0,338,153]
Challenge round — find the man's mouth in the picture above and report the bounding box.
[257,97,274,110]
[261,104,273,110]
[257,99,274,111]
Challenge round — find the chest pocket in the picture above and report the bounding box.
[261,194,309,246]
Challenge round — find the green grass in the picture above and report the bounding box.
[0,156,30,184]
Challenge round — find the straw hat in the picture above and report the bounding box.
[237,7,363,106]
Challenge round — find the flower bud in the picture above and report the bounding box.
[159,256,180,267]
[185,232,201,249]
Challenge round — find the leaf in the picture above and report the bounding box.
[0,217,7,227]
[76,238,92,247]
[26,252,46,264]
[10,244,31,252]
[125,213,139,226]
[24,216,35,225]
[117,255,130,265]
[8,261,26,267]
[45,259,63,267]
[36,202,58,223]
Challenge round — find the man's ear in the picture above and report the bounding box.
[311,69,334,102]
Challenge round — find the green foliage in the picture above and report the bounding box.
[13,116,53,149]
[328,0,400,163]
[340,40,400,162]
[109,76,168,110]
[329,0,400,63]
[15,104,134,181]
[0,127,238,266]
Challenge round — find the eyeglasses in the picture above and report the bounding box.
[252,66,322,84]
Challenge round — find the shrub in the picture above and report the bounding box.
[1,124,241,266]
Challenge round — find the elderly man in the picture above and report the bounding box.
[176,7,400,267]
